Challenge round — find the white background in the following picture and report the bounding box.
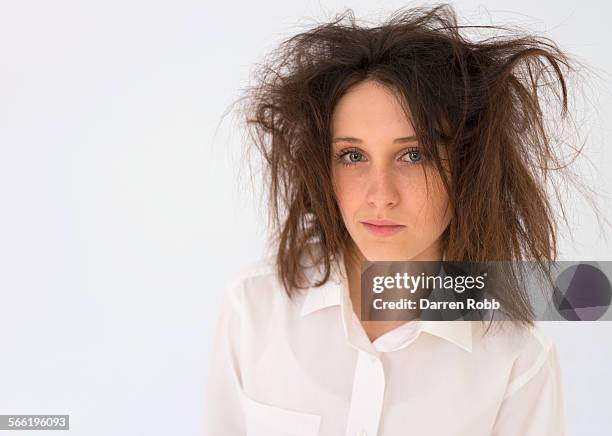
[1,1,611,435]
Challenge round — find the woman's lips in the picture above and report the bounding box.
[361,222,406,237]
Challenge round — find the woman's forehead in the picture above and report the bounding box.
[331,80,415,138]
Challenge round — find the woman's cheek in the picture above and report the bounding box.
[334,171,359,206]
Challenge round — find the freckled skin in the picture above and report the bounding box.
[331,80,452,339]
[331,80,451,263]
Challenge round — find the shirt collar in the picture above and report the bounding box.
[299,250,473,353]
[299,244,346,317]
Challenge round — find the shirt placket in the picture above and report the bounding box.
[344,349,386,436]
[340,288,386,436]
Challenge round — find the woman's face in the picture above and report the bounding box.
[331,80,451,261]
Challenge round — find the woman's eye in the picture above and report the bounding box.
[335,149,365,166]
[401,149,423,163]
[334,148,423,167]
[347,151,363,163]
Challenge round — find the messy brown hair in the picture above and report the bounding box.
[238,4,590,327]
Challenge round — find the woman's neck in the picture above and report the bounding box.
[342,240,445,320]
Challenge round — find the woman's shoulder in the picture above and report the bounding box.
[220,254,297,314]
[230,255,277,285]
[472,321,560,395]
[473,320,555,357]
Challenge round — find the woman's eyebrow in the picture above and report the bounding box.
[332,136,418,144]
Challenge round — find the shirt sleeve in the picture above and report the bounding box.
[203,279,246,435]
[491,342,567,436]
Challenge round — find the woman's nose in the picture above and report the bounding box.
[366,168,400,209]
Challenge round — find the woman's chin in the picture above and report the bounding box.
[359,247,438,262]
[360,249,407,262]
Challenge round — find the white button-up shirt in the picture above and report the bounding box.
[204,253,567,436]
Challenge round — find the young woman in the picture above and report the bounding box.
[205,5,578,435]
